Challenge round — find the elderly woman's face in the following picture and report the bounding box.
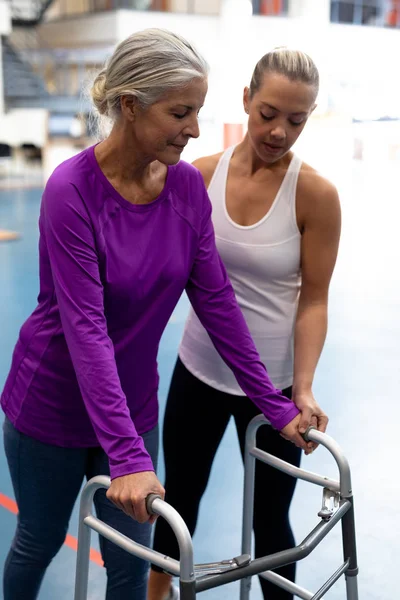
[130,77,208,165]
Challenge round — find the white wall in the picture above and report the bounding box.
[170,0,221,14]
[0,109,49,147]
[288,0,330,21]
[0,41,4,116]
[0,0,11,35]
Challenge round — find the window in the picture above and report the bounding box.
[330,0,400,27]
[252,0,288,16]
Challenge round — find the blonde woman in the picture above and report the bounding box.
[149,48,339,600]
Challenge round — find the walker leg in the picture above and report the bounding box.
[74,518,92,600]
[341,498,359,600]
[240,433,257,600]
[240,576,252,600]
[74,477,110,600]
[180,580,196,600]
[345,574,359,600]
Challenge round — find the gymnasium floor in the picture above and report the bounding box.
[0,141,399,599]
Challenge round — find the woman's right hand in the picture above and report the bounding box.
[106,471,165,524]
[280,414,311,454]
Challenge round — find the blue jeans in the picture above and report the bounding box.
[2,417,158,600]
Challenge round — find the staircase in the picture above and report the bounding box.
[1,37,50,109]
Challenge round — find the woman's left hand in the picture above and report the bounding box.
[291,389,328,454]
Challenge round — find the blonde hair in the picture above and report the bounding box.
[249,47,319,98]
[90,28,208,125]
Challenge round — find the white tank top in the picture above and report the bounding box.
[179,146,302,393]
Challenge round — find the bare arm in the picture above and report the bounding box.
[186,173,303,439]
[293,175,341,435]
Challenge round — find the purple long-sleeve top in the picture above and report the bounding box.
[1,146,299,479]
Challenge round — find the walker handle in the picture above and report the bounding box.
[301,425,317,443]
[146,493,163,516]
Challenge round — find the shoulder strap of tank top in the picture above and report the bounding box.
[279,154,302,204]
[278,153,302,231]
[283,154,302,194]
[208,145,236,192]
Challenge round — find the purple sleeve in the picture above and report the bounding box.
[42,180,154,479]
[186,177,299,431]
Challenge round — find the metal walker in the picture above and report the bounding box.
[74,416,359,599]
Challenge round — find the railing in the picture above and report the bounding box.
[17,46,111,98]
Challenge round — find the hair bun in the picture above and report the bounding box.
[90,71,108,116]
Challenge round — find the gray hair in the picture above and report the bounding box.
[90,28,208,125]
[249,47,319,98]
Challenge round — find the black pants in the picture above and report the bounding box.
[152,358,301,599]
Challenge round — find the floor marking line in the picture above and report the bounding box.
[0,492,104,566]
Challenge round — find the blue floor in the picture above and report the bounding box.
[0,158,399,599]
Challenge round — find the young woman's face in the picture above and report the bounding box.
[131,77,208,165]
[244,72,317,164]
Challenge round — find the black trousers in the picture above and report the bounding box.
[152,358,301,599]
